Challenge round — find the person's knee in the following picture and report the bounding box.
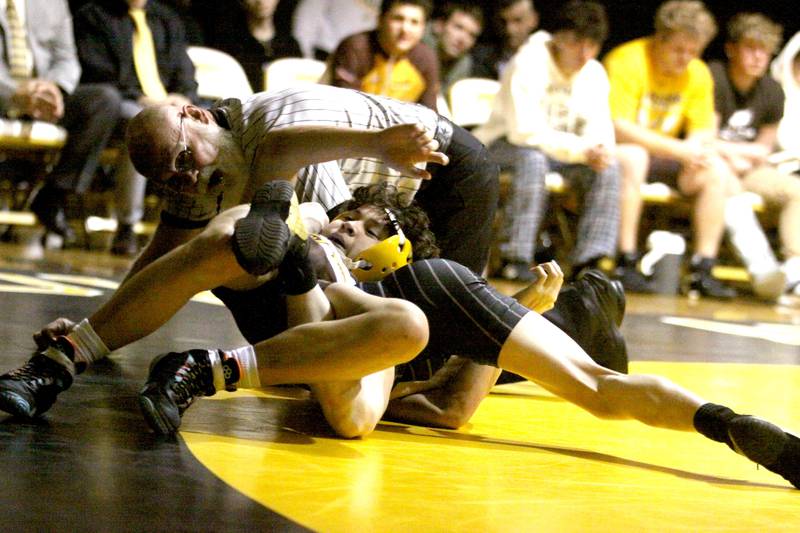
[320,386,386,438]
[328,405,382,438]
[324,285,429,365]
[689,156,734,193]
[616,144,649,184]
[376,300,429,362]
[185,219,238,266]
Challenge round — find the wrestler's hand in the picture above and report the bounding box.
[378,123,450,179]
[389,356,467,399]
[513,261,563,313]
[33,318,77,349]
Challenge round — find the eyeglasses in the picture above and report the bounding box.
[174,113,194,173]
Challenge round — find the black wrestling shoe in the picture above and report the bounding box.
[575,269,625,326]
[31,186,77,247]
[727,415,800,489]
[573,269,628,373]
[232,180,307,276]
[614,264,656,294]
[279,235,318,295]
[139,350,218,435]
[681,269,737,300]
[0,352,74,418]
[139,349,241,435]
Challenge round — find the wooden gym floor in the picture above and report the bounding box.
[1,237,799,532]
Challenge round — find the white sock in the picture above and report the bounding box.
[725,195,779,276]
[783,256,800,287]
[66,319,111,367]
[225,345,261,389]
[41,345,76,376]
[203,349,224,392]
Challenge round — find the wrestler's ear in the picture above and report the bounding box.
[183,104,211,124]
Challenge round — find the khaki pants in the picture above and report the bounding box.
[742,166,800,258]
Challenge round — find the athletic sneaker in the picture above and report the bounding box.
[0,352,73,418]
[727,415,800,489]
[573,269,628,373]
[614,263,656,294]
[232,180,308,276]
[681,268,737,300]
[139,349,239,435]
[751,269,787,301]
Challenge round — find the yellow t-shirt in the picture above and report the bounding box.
[604,37,715,138]
[360,55,427,104]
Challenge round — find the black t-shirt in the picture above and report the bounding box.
[710,60,785,142]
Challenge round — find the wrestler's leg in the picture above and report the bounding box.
[285,283,413,438]
[497,312,800,488]
[91,205,257,350]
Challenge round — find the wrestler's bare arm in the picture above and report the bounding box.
[252,124,450,183]
[384,358,501,429]
[382,262,564,429]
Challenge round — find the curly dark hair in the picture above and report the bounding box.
[339,182,440,261]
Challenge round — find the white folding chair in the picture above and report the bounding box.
[263,57,327,92]
[0,119,68,230]
[447,78,501,128]
[186,46,253,100]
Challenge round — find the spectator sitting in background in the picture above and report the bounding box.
[2,0,120,246]
[474,1,619,281]
[711,13,800,299]
[158,0,205,44]
[203,0,301,92]
[292,0,380,61]
[422,2,483,99]
[327,0,439,109]
[604,0,738,299]
[470,0,537,80]
[772,31,800,158]
[74,0,198,256]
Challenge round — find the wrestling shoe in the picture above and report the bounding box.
[232,180,308,276]
[727,415,800,489]
[614,263,655,294]
[0,340,75,418]
[278,234,318,295]
[138,349,240,435]
[680,257,737,300]
[681,269,737,300]
[573,269,628,373]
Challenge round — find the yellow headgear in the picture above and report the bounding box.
[350,208,413,281]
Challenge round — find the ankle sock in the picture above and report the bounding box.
[227,345,260,388]
[66,319,111,369]
[41,341,76,376]
[693,402,737,449]
[208,345,261,392]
